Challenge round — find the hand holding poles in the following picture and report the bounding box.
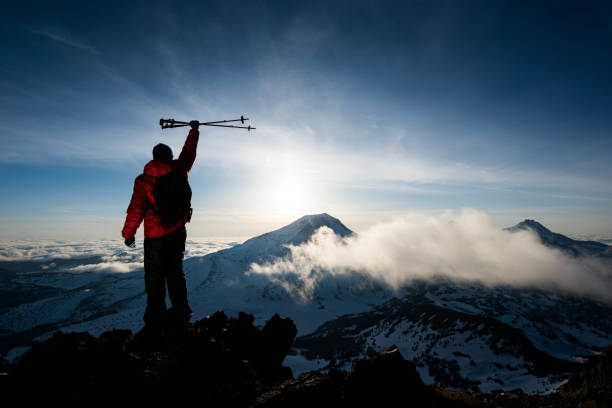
[159,115,256,131]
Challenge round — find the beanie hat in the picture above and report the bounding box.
[153,143,173,160]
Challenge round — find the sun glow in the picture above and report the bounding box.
[259,160,314,215]
[265,172,309,214]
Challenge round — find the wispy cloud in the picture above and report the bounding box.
[29,28,97,53]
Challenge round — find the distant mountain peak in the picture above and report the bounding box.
[506,219,610,257]
[287,213,351,233]
[269,213,353,243]
[294,212,335,222]
[510,219,553,234]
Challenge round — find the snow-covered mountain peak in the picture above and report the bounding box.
[241,213,353,249]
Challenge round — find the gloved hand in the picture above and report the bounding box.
[190,120,200,130]
[124,237,136,248]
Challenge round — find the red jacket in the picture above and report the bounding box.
[122,129,199,239]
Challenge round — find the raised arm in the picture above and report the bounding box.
[175,124,200,174]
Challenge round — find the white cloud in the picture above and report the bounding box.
[0,239,235,265]
[0,240,129,262]
[67,262,143,274]
[249,209,612,302]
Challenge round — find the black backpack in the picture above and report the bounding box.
[152,171,192,229]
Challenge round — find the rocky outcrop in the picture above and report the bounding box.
[554,345,612,407]
[561,345,612,395]
[4,311,466,407]
[252,345,467,408]
[346,345,432,405]
[249,369,346,407]
[6,311,296,405]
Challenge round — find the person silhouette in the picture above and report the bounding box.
[122,120,200,330]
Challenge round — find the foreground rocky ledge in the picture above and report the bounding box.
[2,312,611,407]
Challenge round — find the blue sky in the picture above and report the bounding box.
[1,1,611,240]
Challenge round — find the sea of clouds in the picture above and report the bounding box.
[249,209,612,302]
[0,238,240,273]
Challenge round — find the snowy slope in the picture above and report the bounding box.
[420,280,612,360]
[294,280,612,392]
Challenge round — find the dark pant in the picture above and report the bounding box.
[143,226,192,328]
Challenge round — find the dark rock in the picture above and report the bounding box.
[255,313,297,382]
[11,330,136,402]
[561,345,612,395]
[259,314,298,367]
[99,328,133,351]
[346,345,465,407]
[20,311,612,407]
[6,312,298,405]
[253,345,469,408]
[250,370,345,408]
[346,345,422,403]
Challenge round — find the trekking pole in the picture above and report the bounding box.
[159,115,256,131]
